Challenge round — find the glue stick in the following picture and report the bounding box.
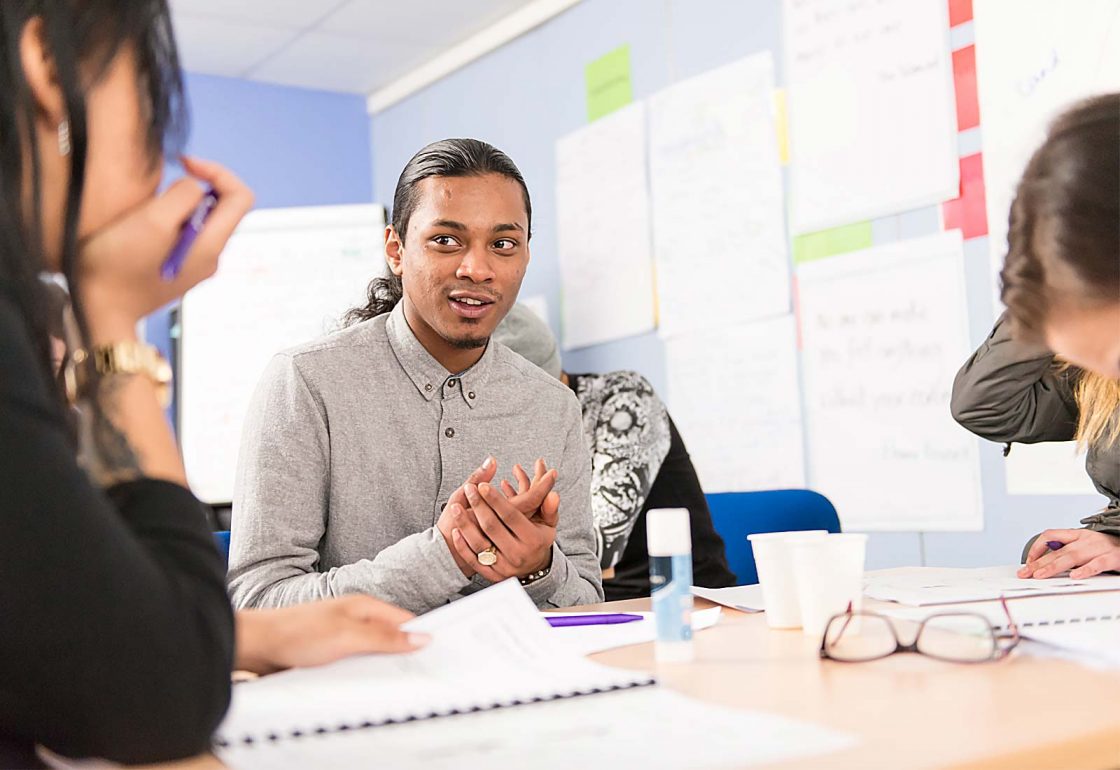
[647,508,693,662]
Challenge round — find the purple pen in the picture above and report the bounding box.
[545,613,643,628]
[161,187,219,281]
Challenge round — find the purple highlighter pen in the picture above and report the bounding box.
[545,613,643,628]
[161,186,219,281]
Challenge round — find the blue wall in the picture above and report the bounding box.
[367,0,1103,570]
[147,72,374,417]
[180,73,374,209]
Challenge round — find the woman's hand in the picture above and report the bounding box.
[1018,529,1120,579]
[234,595,429,676]
[77,156,253,343]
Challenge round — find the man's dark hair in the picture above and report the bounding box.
[342,138,531,326]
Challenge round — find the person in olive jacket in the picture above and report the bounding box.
[952,93,1120,582]
[951,316,1120,560]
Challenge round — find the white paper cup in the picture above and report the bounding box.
[748,530,828,629]
[792,534,869,639]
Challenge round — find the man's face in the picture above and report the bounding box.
[389,173,530,352]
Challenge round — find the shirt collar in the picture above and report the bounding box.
[385,302,493,409]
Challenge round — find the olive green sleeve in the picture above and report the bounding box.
[950,313,1080,444]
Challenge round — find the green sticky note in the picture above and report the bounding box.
[585,45,632,122]
[792,221,873,265]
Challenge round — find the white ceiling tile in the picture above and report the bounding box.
[172,13,298,77]
[247,31,429,94]
[170,0,558,95]
[168,0,344,28]
[319,0,535,44]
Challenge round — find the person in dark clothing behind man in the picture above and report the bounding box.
[495,304,737,600]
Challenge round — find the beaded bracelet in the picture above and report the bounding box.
[519,565,551,586]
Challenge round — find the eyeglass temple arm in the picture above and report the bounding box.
[997,595,1021,648]
[823,601,858,648]
[819,601,857,656]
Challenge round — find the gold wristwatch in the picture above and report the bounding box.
[72,341,173,408]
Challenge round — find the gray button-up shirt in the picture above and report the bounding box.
[228,303,603,614]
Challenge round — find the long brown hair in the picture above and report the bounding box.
[1070,369,1120,449]
[1001,93,1120,447]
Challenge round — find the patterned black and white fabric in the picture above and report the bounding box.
[572,371,671,570]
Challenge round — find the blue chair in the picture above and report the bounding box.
[213,530,231,567]
[706,490,841,585]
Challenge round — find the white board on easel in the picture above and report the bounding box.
[178,204,386,505]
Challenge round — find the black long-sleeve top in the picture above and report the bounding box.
[0,289,234,767]
[565,373,736,601]
[604,416,738,600]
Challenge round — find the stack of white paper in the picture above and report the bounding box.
[864,566,1120,606]
[1021,621,1120,668]
[215,580,653,747]
[220,688,858,770]
[692,584,766,613]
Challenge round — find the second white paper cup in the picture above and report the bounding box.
[792,533,869,639]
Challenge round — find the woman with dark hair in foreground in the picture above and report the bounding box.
[0,3,422,765]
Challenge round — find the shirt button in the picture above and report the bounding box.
[445,428,455,438]
[424,383,433,392]
[468,391,476,400]
[447,378,458,388]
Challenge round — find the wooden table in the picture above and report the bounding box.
[150,596,1120,770]
[590,596,1120,770]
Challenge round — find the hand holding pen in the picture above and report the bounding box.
[76,156,253,343]
[161,185,219,281]
[1018,528,1120,580]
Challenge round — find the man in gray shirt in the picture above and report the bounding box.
[228,139,602,614]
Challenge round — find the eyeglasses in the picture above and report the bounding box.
[820,597,1020,664]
